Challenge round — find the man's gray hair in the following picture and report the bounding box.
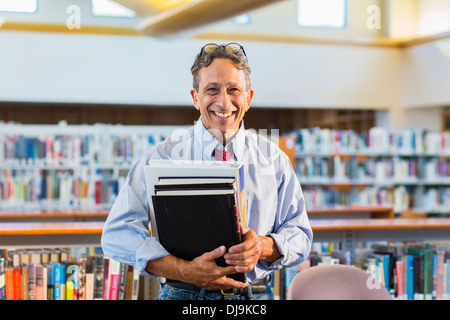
[190,45,251,92]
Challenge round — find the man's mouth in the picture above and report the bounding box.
[213,111,234,118]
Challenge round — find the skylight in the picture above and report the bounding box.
[91,0,136,18]
[0,0,37,13]
[297,0,346,28]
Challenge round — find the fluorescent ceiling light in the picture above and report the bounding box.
[92,0,136,18]
[297,0,346,28]
[0,0,37,13]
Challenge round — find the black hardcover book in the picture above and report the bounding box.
[151,191,245,282]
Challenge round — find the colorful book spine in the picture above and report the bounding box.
[53,263,61,300]
[0,248,143,300]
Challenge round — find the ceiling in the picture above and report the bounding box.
[114,0,450,45]
[0,0,449,49]
[115,0,285,37]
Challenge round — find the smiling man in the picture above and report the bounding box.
[190,48,253,146]
[101,43,313,300]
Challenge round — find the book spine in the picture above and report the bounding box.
[5,269,13,300]
[396,260,404,299]
[238,165,246,226]
[36,265,44,300]
[27,264,36,300]
[107,259,120,300]
[60,265,67,300]
[46,265,54,300]
[93,255,104,300]
[118,263,127,300]
[53,263,61,300]
[131,268,140,300]
[0,258,5,300]
[21,266,28,300]
[109,274,119,300]
[13,267,22,300]
[66,265,75,300]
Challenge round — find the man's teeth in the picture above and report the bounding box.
[214,111,233,118]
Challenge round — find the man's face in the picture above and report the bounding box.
[190,58,254,144]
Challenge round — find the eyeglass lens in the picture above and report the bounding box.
[203,43,242,55]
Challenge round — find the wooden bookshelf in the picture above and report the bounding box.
[0,221,104,248]
[311,218,450,266]
[0,205,394,222]
[308,205,394,219]
[0,210,108,222]
[0,102,375,134]
[2,218,450,249]
[311,218,450,232]
[0,221,104,235]
[311,217,450,245]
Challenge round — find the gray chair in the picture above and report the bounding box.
[287,264,393,300]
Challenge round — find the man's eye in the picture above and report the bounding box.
[206,88,218,93]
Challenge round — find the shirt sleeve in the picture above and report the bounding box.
[101,155,170,277]
[260,154,313,271]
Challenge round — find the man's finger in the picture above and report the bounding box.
[203,245,226,260]
[218,265,241,276]
[223,279,249,289]
[240,223,250,235]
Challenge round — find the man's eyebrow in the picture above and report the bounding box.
[204,82,219,88]
[204,82,243,87]
[226,82,242,88]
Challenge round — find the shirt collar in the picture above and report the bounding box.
[193,116,246,162]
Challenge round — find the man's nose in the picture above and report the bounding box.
[216,89,232,108]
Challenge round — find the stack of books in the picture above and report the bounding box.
[145,160,247,282]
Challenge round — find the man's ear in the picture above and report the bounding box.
[190,88,200,111]
[245,89,254,112]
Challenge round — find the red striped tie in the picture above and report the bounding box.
[215,147,232,161]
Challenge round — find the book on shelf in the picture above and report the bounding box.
[145,160,246,282]
[285,241,450,300]
[294,126,450,156]
[0,125,165,167]
[1,124,449,214]
[0,248,145,300]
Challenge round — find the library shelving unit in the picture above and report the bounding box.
[2,123,450,300]
[2,122,449,215]
[293,127,450,216]
[2,215,450,251]
[1,122,450,247]
[0,121,185,211]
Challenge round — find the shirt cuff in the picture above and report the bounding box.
[258,233,289,271]
[134,236,170,277]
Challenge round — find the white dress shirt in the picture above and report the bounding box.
[101,117,313,282]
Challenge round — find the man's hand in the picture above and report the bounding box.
[184,246,248,290]
[224,224,282,273]
[145,245,248,291]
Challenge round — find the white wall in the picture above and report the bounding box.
[402,41,450,109]
[0,0,449,131]
[0,31,401,110]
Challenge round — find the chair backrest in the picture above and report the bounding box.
[287,264,393,300]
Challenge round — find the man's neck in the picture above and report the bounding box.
[202,125,239,147]
[214,130,237,147]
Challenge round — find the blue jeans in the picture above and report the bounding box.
[157,283,274,300]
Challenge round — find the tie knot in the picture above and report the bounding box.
[215,146,232,161]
